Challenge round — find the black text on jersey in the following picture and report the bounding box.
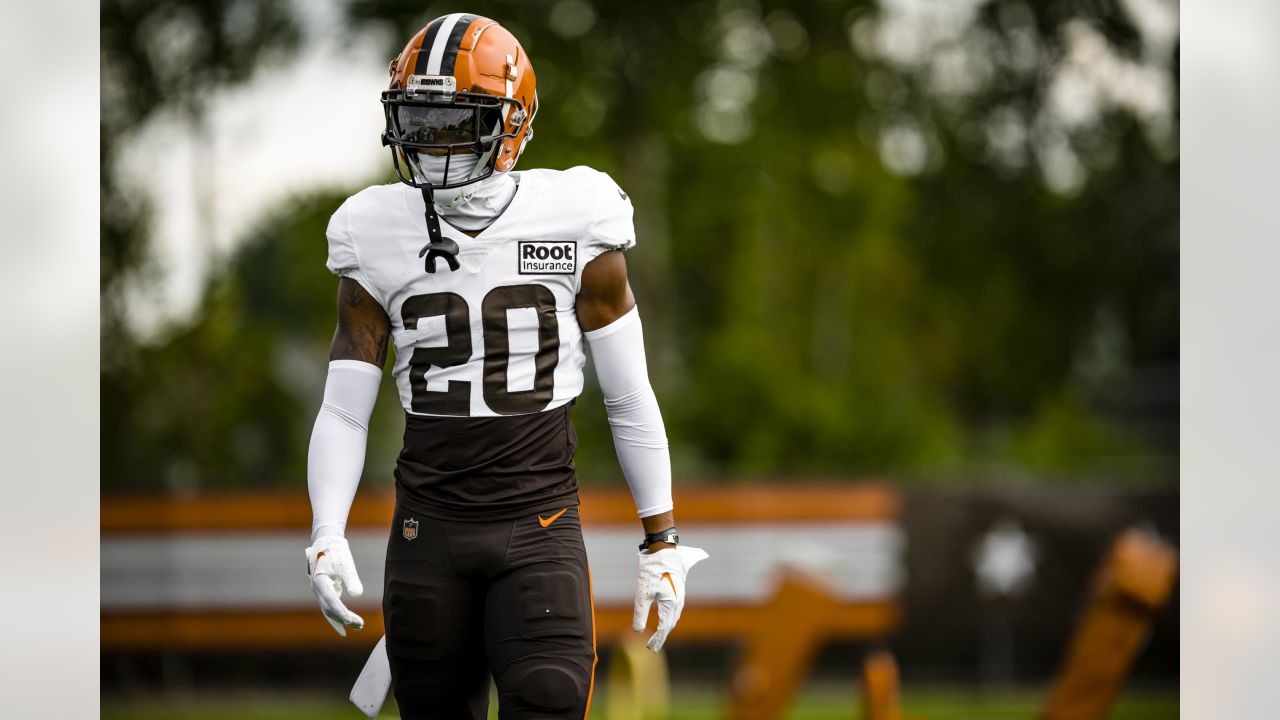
[518,241,576,275]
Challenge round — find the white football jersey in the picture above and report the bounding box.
[325,166,635,417]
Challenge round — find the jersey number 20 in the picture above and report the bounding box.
[401,284,559,416]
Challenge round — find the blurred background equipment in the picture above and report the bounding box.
[101,485,904,649]
[1041,528,1178,720]
[860,649,902,720]
[972,518,1038,687]
[606,635,671,720]
[727,569,893,720]
[101,0,1178,717]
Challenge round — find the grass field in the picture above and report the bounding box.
[102,685,1178,719]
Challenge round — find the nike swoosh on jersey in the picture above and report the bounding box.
[538,508,568,527]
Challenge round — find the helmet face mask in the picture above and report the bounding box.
[381,14,538,192]
[381,82,525,190]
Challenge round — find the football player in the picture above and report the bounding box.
[303,13,707,719]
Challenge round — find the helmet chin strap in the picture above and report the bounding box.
[418,186,460,273]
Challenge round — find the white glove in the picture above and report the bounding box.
[632,545,709,653]
[305,535,365,637]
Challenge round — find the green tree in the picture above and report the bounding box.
[102,0,303,485]
[101,0,1177,491]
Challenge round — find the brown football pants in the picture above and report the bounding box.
[383,504,596,719]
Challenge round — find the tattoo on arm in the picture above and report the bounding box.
[340,278,365,311]
[331,277,391,366]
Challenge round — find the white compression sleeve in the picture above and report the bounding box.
[584,307,673,517]
[308,360,382,541]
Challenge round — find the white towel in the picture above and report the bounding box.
[349,635,392,718]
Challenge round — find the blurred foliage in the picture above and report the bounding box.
[101,0,302,366]
[102,0,1178,491]
[102,0,307,490]
[104,192,410,490]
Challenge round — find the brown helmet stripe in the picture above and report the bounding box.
[440,14,479,76]
[415,13,479,76]
[413,16,447,75]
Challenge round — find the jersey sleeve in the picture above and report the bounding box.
[581,170,636,267]
[325,200,360,277]
[324,198,384,307]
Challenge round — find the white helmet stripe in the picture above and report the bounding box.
[425,13,467,74]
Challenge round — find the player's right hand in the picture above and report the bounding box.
[305,535,365,636]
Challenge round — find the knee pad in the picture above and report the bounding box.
[506,661,585,713]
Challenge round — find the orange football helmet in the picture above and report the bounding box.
[381,13,539,190]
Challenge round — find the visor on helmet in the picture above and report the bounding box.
[381,86,524,189]
[393,105,504,148]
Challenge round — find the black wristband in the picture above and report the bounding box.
[639,527,679,551]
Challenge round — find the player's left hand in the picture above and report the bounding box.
[305,535,366,637]
[632,545,709,652]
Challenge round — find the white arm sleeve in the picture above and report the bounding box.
[584,306,673,518]
[308,360,383,541]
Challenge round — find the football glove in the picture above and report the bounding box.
[305,535,365,637]
[632,545,709,652]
